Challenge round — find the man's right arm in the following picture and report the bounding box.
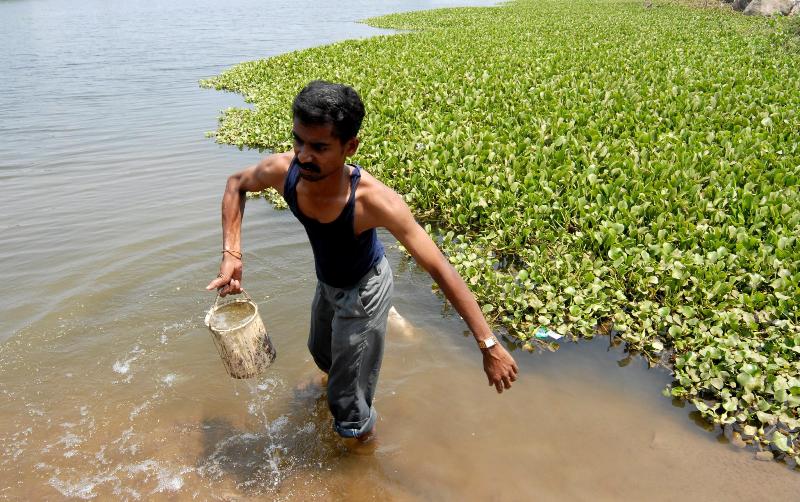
[205,152,293,296]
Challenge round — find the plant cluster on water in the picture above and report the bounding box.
[202,0,800,465]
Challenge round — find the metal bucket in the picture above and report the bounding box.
[204,289,276,379]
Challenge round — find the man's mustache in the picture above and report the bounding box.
[297,160,320,173]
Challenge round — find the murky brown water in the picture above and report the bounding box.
[209,301,256,332]
[1,0,799,499]
[2,234,799,499]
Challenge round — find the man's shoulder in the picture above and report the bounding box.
[260,152,294,174]
[354,166,412,231]
[356,167,400,208]
[256,152,294,191]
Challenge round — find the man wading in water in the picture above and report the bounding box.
[207,81,518,443]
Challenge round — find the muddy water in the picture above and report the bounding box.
[1,0,799,499]
[209,302,256,331]
[2,234,799,500]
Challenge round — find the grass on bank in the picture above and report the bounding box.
[201,0,800,465]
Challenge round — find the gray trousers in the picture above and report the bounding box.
[308,256,393,438]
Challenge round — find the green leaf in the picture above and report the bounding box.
[756,411,774,424]
[772,431,791,453]
[736,372,756,390]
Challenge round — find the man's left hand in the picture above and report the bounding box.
[483,345,518,393]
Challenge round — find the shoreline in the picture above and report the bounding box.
[204,0,800,468]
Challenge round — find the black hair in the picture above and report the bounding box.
[292,81,365,142]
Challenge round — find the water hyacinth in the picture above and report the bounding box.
[202,0,800,464]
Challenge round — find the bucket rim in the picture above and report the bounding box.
[204,298,259,333]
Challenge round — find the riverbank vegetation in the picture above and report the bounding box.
[202,0,800,465]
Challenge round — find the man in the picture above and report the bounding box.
[207,81,518,442]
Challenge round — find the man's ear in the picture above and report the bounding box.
[344,137,359,157]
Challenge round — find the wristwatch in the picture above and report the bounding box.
[478,335,499,350]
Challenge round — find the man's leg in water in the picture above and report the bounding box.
[307,257,393,441]
[308,281,334,372]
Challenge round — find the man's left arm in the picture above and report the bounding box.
[374,189,519,393]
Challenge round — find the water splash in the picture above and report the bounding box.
[48,475,98,500]
[112,345,144,376]
[125,460,194,494]
[160,373,177,387]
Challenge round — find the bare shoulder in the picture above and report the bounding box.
[354,167,414,232]
[356,167,405,212]
[259,151,294,171]
[258,151,294,180]
[248,151,294,193]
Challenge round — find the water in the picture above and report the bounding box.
[209,302,256,331]
[1,0,799,498]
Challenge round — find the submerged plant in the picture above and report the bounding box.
[202,0,800,465]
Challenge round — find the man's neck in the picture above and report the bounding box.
[300,163,350,198]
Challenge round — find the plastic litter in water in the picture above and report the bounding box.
[534,326,563,340]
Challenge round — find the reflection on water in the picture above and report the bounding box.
[1,0,799,498]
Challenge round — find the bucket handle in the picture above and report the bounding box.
[212,288,253,309]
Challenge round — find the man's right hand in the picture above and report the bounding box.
[206,256,243,296]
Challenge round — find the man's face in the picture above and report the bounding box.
[292,119,358,183]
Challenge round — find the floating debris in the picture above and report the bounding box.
[534,326,562,340]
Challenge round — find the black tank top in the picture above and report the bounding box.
[282,157,385,288]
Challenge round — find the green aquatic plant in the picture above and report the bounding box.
[202,0,800,464]
[788,14,800,38]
